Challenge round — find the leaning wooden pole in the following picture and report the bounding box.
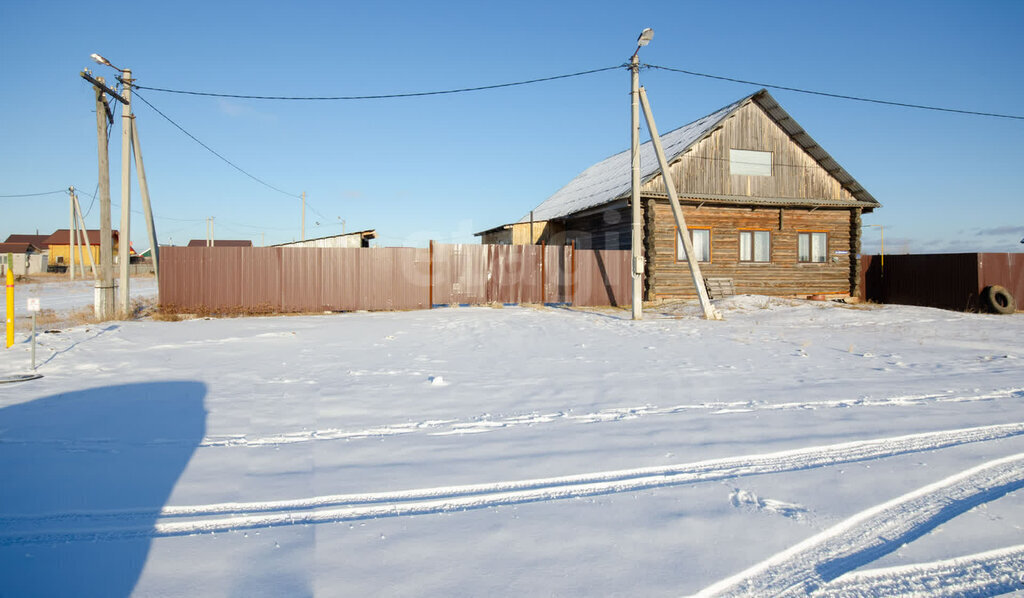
[69,190,77,280]
[72,191,98,278]
[130,118,159,283]
[638,87,720,320]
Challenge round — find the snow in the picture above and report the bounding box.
[1,285,1023,596]
[6,277,159,319]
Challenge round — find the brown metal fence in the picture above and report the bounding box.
[860,253,1022,312]
[159,244,630,312]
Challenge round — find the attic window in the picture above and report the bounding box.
[730,149,772,176]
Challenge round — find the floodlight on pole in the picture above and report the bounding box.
[637,28,654,47]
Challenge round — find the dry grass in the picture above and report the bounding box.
[157,303,280,320]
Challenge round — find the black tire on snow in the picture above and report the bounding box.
[982,285,1016,314]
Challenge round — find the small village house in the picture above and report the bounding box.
[477,89,880,300]
[0,239,47,275]
[42,229,120,269]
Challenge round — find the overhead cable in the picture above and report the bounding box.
[130,66,625,100]
[644,64,1024,121]
[132,90,301,199]
[0,190,68,198]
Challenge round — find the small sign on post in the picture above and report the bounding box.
[27,297,40,370]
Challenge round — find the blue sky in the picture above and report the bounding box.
[1,0,1021,253]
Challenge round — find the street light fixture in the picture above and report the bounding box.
[90,53,125,73]
[637,28,654,47]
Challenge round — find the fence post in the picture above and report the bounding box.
[541,242,546,305]
[429,240,434,309]
[571,241,576,306]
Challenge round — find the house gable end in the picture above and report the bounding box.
[640,98,864,204]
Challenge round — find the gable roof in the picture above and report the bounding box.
[44,229,119,245]
[4,234,51,248]
[520,89,878,223]
[0,242,42,254]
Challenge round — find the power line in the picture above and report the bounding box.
[132,90,301,199]
[644,64,1024,121]
[0,190,68,198]
[130,65,625,101]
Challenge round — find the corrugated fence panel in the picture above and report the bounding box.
[321,247,361,311]
[241,248,282,310]
[399,248,431,310]
[486,245,543,304]
[574,249,631,306]
[862,253,980,311]
[978,253,1024,308]
[433,244,489,305]
[861,253,1022,312]
[158,247,192,308]
[281,248,323,311]
[374,247,429,310]
[206,247,244,309]
[543,245,571,303]
[160,245,637,312]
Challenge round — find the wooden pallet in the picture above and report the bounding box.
[704,277,736,300]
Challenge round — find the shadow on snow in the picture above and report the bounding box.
[0,381,207,597]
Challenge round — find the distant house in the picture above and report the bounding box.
[0,241,47,275]
[43,229,120,268]
[273,230,377,249]
[4,234,52,251]
[186,240,253,247]
[476,89,880,299]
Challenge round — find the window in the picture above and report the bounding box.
[798,232,828,263]
[730,149,772,176]
[739,230,771,262]
[677,228,711,262]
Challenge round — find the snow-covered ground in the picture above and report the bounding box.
[1,289,1023,597]
[4,276,159,320]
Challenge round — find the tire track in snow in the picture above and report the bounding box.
[811,545,1024,597]
[2,387,1019,450]
[694,453,1024,597]
[2,422,1023,544]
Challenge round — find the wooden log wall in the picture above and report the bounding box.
[562,205,632,250]
[644,201,856,298]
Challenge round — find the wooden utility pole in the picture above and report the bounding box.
[629,45,645,320]
[93,78,115,320]
[302,191,306,241]
[118,68,132,316]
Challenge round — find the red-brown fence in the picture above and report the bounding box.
[860,253,1022,312]
[158,244,630,312]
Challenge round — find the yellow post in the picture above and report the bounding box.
[5,253,14,348]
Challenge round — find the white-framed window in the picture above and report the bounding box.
[730,149,772,176]
[677,228,711,262]
[739,230,771,262]
[798,232,828,263]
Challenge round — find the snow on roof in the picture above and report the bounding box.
[519,93,751,223]
[518,89,879,224]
